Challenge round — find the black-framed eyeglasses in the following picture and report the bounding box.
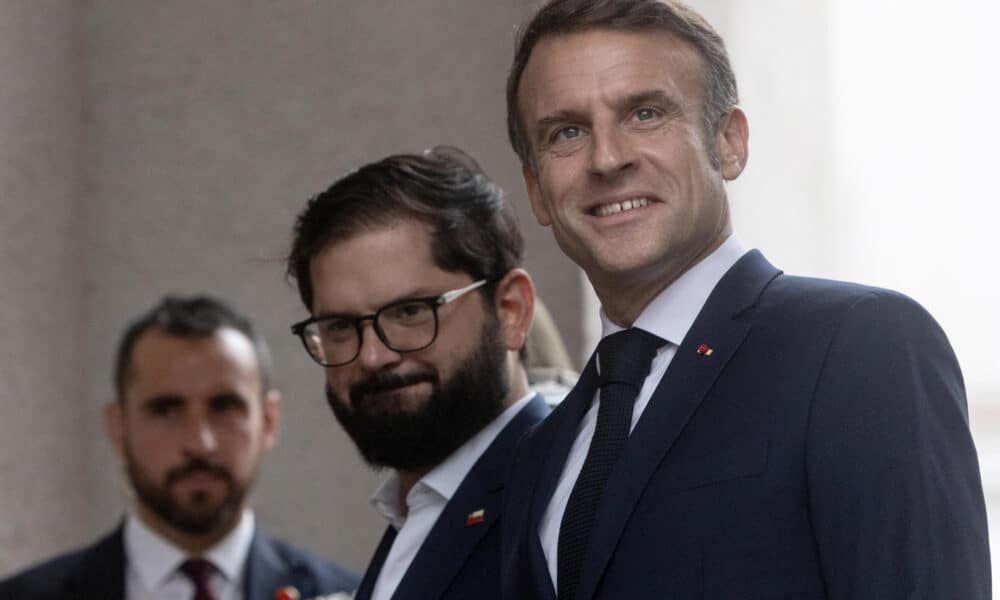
[291,279,489,367]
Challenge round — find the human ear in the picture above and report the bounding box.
[261,389,282,450]
[493,268,536,352]
[717,107,749,180]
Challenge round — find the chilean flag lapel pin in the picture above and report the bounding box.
[466,509,486,526]
[696,343,714,356]
[274,586,300,600]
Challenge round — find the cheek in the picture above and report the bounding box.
[324,369,354,402]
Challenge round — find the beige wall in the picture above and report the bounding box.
[0,0,93,576]
[1,0,588,575]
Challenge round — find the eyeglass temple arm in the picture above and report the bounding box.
[437,279,488,304]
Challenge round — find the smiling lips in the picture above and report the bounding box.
[592,197,650,217]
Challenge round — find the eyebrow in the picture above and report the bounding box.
[620,89,684,116]
[140,394,185,410]
[312,288,440,320]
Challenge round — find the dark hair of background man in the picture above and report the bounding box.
[113,295,274,401]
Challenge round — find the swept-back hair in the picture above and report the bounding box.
[287,146,524,311]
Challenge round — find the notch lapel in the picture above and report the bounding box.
[64,526,126,600]
[354,527,397,600]
[391,396,549,600]
[575,250,781,600]
[244,530,316,600]
[525,359,598,600]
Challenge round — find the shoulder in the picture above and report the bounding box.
[759,273,943,336]
[0,533,120,600]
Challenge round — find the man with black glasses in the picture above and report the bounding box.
[0,295,358,600]
[286,146,549,600]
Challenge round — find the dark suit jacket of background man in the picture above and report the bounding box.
[354,394,549,600]
[0,526,359,600]
[501,250,990,599]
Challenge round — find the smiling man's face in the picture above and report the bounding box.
[518,28,747,324]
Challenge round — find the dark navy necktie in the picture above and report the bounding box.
[179,558,218,600]
[557,328,666,600]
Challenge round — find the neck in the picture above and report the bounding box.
[134,501,241,555]
[596,230,731,327]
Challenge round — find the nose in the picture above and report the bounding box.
[589,123,636,178]
[182,417,219,454]
[355,321,402,371]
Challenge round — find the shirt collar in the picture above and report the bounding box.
[124,508,255,589]
[600,235,748,345]
[370,392,536,528]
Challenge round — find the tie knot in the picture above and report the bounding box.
[597,328,665,390]
[179,558,216,586]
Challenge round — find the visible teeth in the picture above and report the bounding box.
[596,197,648,217]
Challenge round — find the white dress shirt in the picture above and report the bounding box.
[539,236,748,586]
[123,509,255,600]
[369,392,536,600]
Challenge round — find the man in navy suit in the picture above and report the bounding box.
[285,146,549,600]
[500,1,991,598]
[0,295,358,600]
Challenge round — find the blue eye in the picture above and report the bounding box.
[635,107,657,121]
[555,126,581,141]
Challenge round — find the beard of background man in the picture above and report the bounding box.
[327,314,509,472]
[123,442,249,536]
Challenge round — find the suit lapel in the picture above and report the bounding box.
[354,527,397,600]
[576,250,781,600]
[392,395,549,600]
[522,359,598,600]
[64,526,126,600]
[244,530,314,600]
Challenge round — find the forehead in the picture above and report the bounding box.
[518,28,706,118]
[124,327,262,399]
[308,220,463,314]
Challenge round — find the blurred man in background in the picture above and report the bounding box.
[0,295,358,600]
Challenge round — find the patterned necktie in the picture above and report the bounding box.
[179,558,218,600]
[557,328,666,600]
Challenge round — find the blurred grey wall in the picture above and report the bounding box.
[0,0,589,575]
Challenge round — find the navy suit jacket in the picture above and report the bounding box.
[355,394,549,600]
[501,251,990,599]
[0,525,359,600]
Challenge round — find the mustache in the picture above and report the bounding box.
[349,369,437,401]
[164,458,232,486]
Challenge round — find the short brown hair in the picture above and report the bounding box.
[507,0,738,167]
[287,146,524,312]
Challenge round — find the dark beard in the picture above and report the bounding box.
[125,450,247,535]
[327,320,509,471]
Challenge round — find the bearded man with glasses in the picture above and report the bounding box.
[286,146,549,600]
